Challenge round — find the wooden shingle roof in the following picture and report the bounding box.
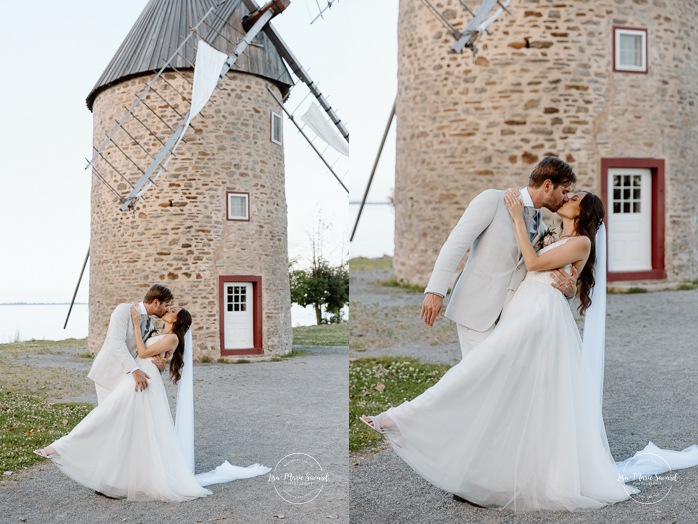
[86,0,293,110]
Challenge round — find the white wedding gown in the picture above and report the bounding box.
[384,239,637,511]
[49,335,267,501]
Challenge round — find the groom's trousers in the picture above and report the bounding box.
[456,323,494,360]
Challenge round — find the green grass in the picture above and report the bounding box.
[349,357,449,453]
[350,302,457,352]
[675,280,698,291]
[292,323,348,346]
[0,390,93,473]
[0,338,87,358]
[349,256,392,271]
[379,277,424,293]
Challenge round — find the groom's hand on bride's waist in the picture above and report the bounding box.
[550,266,578,299]
[420,293,444,327]
[131,369,150,392]
[151,355,167,372]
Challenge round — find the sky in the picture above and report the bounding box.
[0,0,398,304]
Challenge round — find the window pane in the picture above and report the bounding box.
[634,202,641,213]
[614,202,621,213]
[623,202,631,213]
[620,34,642,67]
[272,113,282,143]
[229,195,247,219]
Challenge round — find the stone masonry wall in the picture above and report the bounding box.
[88,71,292,359]
[394,0,698,287]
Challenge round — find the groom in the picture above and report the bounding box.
[420,157,578,358]
[88,284,173,404]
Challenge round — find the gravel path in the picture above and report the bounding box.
[0,345,348,524]
[350,269,698,523]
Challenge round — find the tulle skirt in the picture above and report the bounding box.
[50,358,212,501]
[385,276,636,511]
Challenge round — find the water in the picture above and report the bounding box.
[0,304,89,343]
[349,202,394,258]
[0,303,335,343]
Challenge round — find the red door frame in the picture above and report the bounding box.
[600,158,666,281]
[219,276,263,355]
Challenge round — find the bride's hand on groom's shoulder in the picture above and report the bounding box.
[130,303,141,323]
[504,188,523,220]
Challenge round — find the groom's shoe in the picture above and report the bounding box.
[95,491,118,500]
[453,494,486,508]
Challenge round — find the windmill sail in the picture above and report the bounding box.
[301,102,349,156]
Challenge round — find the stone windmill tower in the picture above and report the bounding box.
[85,0,298,359]
[393,0,698,288]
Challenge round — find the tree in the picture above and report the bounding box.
[290,260,349,324]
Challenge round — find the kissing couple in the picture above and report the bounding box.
[362,157,698,511]
[35,284,270,501]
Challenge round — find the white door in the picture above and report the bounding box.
[223,282,254,349]
[608,168,652,272]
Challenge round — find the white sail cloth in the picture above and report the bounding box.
[301,102,349,156]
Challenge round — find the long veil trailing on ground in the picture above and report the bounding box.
[174,329,271,487]
[582,223,698,480]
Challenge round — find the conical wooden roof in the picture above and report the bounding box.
[86,0,293,110]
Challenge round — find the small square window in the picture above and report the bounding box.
[227,192,250,221]
[614,28,647,73]
[271,111,283,145]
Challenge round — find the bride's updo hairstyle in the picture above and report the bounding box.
[169,308,192,385]
[575,192,605,316]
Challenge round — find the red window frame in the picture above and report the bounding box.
[613,26,648,74]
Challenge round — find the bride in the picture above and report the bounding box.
[361,190,637,511]
[35,306,268,501]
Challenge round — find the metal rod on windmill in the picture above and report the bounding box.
[63,248,90,329]
[350,98,396,242]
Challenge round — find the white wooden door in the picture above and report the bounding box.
[608,168,652,272]
[223,282,254,349]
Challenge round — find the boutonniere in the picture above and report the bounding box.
[538,226,557,249]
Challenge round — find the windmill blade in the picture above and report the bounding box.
[241,0,349,143]
[350,98,396,242]
[118,1,286,210]
[310,0,340,24]
[267,87,348,193]
[452,0,512,53]
[64,247,89,329]
[418,0,514,54]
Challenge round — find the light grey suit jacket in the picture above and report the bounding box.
[424,189,545,332]
[88,302,148,390]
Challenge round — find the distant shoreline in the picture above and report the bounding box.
[0,303,88,306]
